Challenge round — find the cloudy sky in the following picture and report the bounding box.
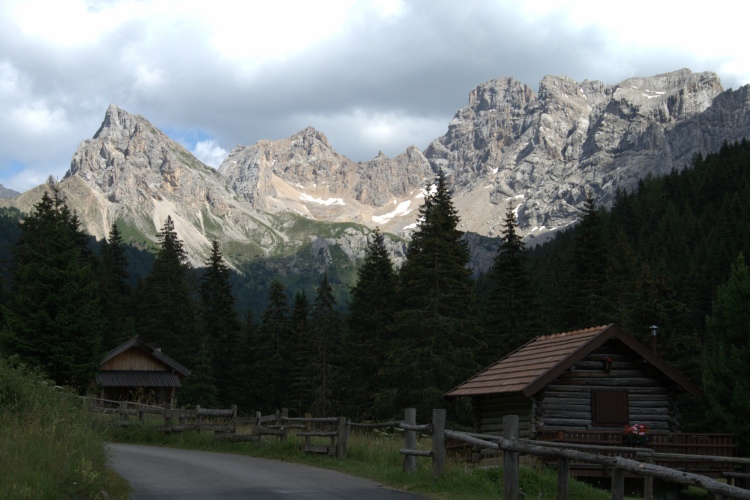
[1,0,748,192]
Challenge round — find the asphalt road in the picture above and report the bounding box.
[107,443,427,499]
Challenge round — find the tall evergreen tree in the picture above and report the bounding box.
[137,216,196,367]
[380,173,482,419]
[347,228,396,417]
[703,253,750,454]
[484,203,543,360]
[1,192,103,391]
[306,272,344,416]
[255,280,293,412]
[99,222,134,350]
[289,290,310,415]
[566,190,608,328]
[199,240,240,406]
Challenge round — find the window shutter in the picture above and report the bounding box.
[592,390,629,425]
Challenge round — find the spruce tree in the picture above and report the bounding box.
[306,272,344,416]
[484,203,543,360]
[255,280,293,412]
[199,240,240,406]
[289,290,310,415]
[99,222,134,350]
[704,253,750,454]
[381,173,482,419]
[347,228,396,417]
[566,190,608,328]
[137,216,196,366]
[1,192,103,391]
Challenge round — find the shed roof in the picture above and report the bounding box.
[445,324,701,398]
[96,370,182,388]
[100,336,191,378]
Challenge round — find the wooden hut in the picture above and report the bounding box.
[445,324,701,439]
[96,337,191,405]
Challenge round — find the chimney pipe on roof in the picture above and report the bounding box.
[650,325,659,354]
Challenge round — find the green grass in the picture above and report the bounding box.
[0,356,131,499]
[105,423,619,499]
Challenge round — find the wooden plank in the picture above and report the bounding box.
[399,449,433,457]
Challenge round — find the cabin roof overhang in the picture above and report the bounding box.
[95,370,182,388]
[445,324,702,399]
[99,336,192,378]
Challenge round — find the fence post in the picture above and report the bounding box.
[643,453,654,500]
[337,416,347,460]
[503,415,519,500]
[281,408,289,442]
[611,468,624,500]
[119,401,128,424]
[557,457,569,500]
[432,409,446,480]
[196,405,202,431]
[404,408,417,473]
[305,413,312,447]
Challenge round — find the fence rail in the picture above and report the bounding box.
[87,400,750,499]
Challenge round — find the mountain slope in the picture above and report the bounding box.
[3,68,750,274]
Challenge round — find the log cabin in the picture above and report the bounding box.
[445,324,737,476]
[96,336,191,405]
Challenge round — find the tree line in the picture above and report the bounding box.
[1,141,749,447]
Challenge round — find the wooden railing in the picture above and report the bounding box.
[88,400,750,499]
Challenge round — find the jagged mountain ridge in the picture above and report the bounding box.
[0,184,20,198]
[3,68,750,274]
[220,68,750,243]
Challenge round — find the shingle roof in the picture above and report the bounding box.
[445,324,701,398]
[100,336,191,377]
[96,370,182,387]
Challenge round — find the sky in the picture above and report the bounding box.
[1,0,749,193]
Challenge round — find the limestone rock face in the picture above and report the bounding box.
[219,129,432,234]
[0,184,20,198]
[62,104,284,265]
[423,69,738,241]
[4,68,750,273]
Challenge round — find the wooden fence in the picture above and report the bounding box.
[88,400,750,499]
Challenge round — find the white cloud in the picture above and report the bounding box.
[191,140,227,168]
[1,0,748,192]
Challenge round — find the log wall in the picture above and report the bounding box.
[475,394,533,438]
[536,339,680,433]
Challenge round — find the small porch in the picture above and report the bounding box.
[536,429,740,479]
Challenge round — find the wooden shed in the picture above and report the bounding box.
[445,324,701,439]
[96,336,191,405]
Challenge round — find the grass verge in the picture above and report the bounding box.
[0,356,131,499]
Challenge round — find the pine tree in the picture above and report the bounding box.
[137,216,196,367]
[306,272,344,416]
[703,253,750,454]
[347,228,396,417]
[380,173,482,419]
[199,240,240,406]
[1,192,103,391]
[484,203,543,360]
[255,280,293,412]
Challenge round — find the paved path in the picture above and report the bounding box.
[108,443,426,499]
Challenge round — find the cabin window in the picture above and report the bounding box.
[591,390,629,426]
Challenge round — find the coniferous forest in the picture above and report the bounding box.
[1,141,750,443]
